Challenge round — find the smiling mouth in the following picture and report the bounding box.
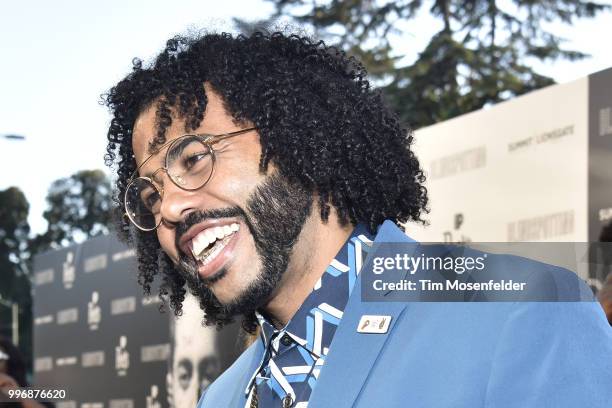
[190,223,240,267]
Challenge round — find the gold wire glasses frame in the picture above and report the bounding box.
[124,127,257,231]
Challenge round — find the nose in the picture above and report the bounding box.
[158,173,198,225]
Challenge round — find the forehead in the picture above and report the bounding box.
[131,85,234,168]
[132,105,153,149]
[131,104,175,166]
[173,296,216,358]
[174,329,216,360]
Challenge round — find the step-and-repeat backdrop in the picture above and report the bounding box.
[409,67,612,292]
[32,67,612,406]
[32,235,241,408]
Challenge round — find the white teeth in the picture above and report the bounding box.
[214,226,225,239]
[191,233,208,257]
[190,223,240,259]
[199,234,229,266]
[204,229,216,244]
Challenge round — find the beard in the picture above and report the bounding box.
[169,172,313,329]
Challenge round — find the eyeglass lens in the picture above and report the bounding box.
[125,137,213,230]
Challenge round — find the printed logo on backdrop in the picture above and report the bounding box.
[146,385,162,408]
[33,235,172,407]
[508,125,575,153]
[443,213,472,244]
[57,307,79,325]
[112,248,135,262]
[108,398,134,408]
[84,254,107,273]
[63,251,76,289]
[82,350,105,368]
[34,356,53,372]
[600,107,612,136]
[81,403,103,408]
[141,344,170,363]
[430,146,486,179]
[142,294,162,307]
[115,335,130,376]
[35,268,54,285]
[34,314,54,326]
[56,355,78,367]
[88,291,102,330]
[111,296,136,315]
[109,399,134,408]
[507,210,574,241]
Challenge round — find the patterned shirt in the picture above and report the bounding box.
[245,224,375,408]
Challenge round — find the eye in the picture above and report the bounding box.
[142,190,161,211]
[183,152,208,170]
[168,137,212,178]
[177,359,193,390]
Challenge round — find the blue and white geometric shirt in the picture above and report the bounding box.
[245,224,375,408]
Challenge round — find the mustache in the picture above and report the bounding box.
[174,207,247,251]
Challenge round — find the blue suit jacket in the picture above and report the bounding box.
[198,221,612,407]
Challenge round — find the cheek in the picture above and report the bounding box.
[209,154,271,206]
[157,228,178,262]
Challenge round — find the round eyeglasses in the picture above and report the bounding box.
[124,127,256,231]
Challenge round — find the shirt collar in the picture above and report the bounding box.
[254,223,375,353]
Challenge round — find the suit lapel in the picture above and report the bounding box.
[229,338,265,408]
[308,221,411,407]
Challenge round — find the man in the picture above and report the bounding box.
[600,273,612,324]
[104,31,612,407]
[597,220,612,324]
[167,293,241,407]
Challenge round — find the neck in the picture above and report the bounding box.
[263,212,354,328]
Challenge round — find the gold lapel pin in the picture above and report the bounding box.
[357,315,392,334]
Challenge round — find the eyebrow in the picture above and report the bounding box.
[146,114,173,153]
[147,139,164,156]
[166,137,192,164]
[135,138,177,178]
[140,136,206,179]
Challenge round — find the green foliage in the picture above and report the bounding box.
[0,187,30,268]
[30,169,112,253]
[233,16,281,36]
[267,0,609,128]
[0,170,112,372]
[0,187,31,367]
[0,187,30,303]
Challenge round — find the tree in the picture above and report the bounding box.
[0,187,32,367]
[0,187,30,268]
[0,171,113,375]
[233,16,281,36]
[267,0,609,128]
[30,169,113,253]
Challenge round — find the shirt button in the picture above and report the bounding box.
[282,395,294,407]
[281,334,293,346]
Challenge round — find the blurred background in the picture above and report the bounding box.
[1,0,611,406]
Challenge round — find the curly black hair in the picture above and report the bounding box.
[103,30,428,331]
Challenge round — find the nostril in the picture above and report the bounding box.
[161,218,178,229]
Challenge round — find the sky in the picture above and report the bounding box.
[1,0,611,235]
